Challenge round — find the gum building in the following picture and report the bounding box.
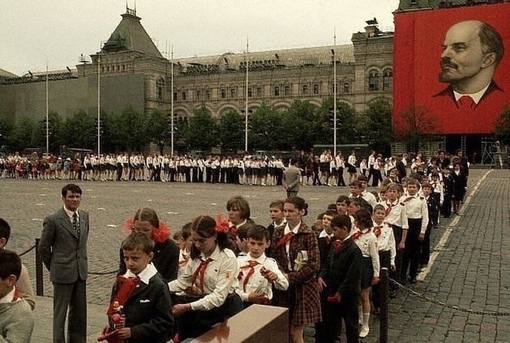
[0,7,393,125]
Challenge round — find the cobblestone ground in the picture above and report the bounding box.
[2,168,509,342]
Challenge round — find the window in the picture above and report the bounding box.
[313,84,320,95]
[182,91,187,101]
[221,88,226,99]
[302,84,308,95]
[205,89,211,100]
[156,78,165,101]
[122,65,126,71]
[343,82,350,94]
[383,69,393,91]
[248,87,253,98]
[196,90,201,101]
[368,70,379,91]
[173,92,178,101]
[230,88,236,98]
[256,87,262,97]
[284,85,291,96]
[274,86,280,97]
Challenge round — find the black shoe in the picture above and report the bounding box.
[389,289,398,298]
[409,277,417,284]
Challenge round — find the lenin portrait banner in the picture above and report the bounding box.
[393,3,510,135]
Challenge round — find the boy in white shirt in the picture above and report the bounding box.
[237,225,288,307]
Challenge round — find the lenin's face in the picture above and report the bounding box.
[439,21,487,84]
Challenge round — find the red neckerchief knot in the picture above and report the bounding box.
[333,239,344,253]
[373,226,382,237]
[351,231,362,240]
[240,260,259,292]
[277,231,295,248]
[191,257,213,295]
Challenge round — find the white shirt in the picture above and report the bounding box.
[402,194,429,234]
[352,228,380,278]
[168,246,239,311]
[283,221,301,271]
[236,252,288,302]
[379,200,409,230]
[453,83,490,104]
[373,222,396,266]
[123,262,158,285]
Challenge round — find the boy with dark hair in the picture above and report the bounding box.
[235,224,250,256]
[0,249,34,342]
[0,218,35,310]
[266,200,286,257]
[100,232,173,343]
[317,214,362,343]
[420,183,438,268]
[236,225,288,307]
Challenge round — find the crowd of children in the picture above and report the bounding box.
[15,149,459,343]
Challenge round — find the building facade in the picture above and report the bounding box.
[0,8,393,125]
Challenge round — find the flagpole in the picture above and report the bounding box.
[244,37,249,153]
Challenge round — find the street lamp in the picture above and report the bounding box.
[244,38,249,153]
[332,29,338,157]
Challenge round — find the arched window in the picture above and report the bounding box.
[284,85,291,96]
[343,82,350,94]
[383,69,393,91]
[302,84,308,95]
[156,77,165,101]
[368,70,379,91]
[313,84,320,95]
[221,88,226,99]
[274,86,280,96]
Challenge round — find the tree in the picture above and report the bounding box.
[145,109,168,154]
[494,106,510,146]
[395,105,438,154]
[360,96,393,155]
[319,98,358,145]
[62,110,96,149]
[282,100,322,150]
[110,106,148,152]
[10,116,39,152]
[218,110,244,152]
[251,104,288,150]
[185,105,219,151]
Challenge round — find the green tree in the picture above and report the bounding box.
[282,100,322,150]
[250,104,288,150]
[145,109,168,154]
[360,96,393,155]
[185,105,219,151]
[111,106,148,152]
[63,110,96,149]
[218,110,244,152]
[10,116,39,152]
[319,98,358,145]
[494,106,510,146]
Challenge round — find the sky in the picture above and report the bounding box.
[1,0,399,76]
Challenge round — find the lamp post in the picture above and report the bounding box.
[170,45,175,157]
[45,63,49,154]
[332,29,338,157]
[97,46,102,157]
[244,38,249,153]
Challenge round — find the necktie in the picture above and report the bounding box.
[276,232,295,248]
[333,240,343,253]
[240,260,259,292]
[191,258,213,295]
[457,96,475,110]
[72,212,80,237]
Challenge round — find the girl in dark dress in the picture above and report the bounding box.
[450,163,467,214]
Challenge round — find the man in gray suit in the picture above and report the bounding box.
[283,158,301,198]
[40,184,89,343]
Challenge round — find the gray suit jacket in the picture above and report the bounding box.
[40,208,89,284]
[283,165,301,193]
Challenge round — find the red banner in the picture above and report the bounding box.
[393,4,510,135]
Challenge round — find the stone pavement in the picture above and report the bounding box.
[1,169,509,342]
